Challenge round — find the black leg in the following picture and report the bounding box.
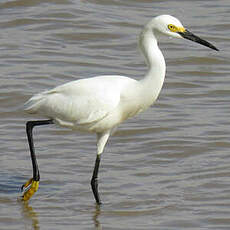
[21,119,53,201]
[91,154,101,205]
[26,119,53,181]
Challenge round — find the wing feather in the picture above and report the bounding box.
[24,76,133,126]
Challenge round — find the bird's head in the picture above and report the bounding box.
[149,15,219,51]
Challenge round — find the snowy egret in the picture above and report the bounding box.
[21,15,218,204]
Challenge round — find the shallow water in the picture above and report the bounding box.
[0,0,230,229]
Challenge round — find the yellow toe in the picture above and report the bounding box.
[21,178,33,190]
[22,179,39,201]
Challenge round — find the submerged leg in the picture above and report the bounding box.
[91,132,110,205]
[21,119,53,201]
[91,154,101,205]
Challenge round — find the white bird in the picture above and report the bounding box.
[21,15,218,204]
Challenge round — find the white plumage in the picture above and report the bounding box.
[25,76,140,132]
[22,15,218,204]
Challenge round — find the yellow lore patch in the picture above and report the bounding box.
[168,24,185,33]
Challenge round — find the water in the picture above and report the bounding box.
[0,0,229,229]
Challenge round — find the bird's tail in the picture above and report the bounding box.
[24,93,46,114]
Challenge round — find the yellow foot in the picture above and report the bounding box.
[21,178,39,201]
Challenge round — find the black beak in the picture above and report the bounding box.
[178,30,219,51]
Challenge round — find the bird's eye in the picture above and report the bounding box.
[168,24,177,32]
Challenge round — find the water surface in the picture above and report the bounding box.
[0,0,230,229]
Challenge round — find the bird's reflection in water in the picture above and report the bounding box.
[93,204,102,230]
[19,201,40,230]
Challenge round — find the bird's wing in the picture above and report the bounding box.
[25,76,133,126]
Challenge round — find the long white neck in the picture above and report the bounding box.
[138,26,166,105]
